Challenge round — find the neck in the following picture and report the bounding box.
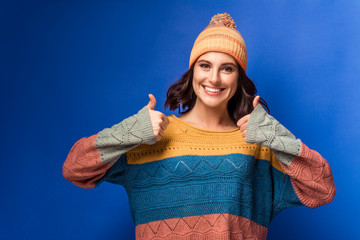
[180,102,237,131]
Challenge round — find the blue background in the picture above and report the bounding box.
[1,0,359,239]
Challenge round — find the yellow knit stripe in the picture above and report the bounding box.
[189,36,247,72]
[126,116,285,173]
[126,143,283,173]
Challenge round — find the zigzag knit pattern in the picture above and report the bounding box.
[63,106,156,188]
[279,142,336,208]
[133,157,266,179]
[96,106,156,164]
[247,105,301,166]
[97,115,301,239]
[136,214,268,240]
[64,107,336,239]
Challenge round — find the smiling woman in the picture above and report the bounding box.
[178,52,240,130]
[63,13,336,240]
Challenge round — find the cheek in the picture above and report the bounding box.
[228,77,238,97]
[229,88,237,100]
[192,79,200,94]
[192,77,203,95]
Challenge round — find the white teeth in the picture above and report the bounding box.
[204,86,221,93]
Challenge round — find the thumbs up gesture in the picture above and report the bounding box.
[147,94,170,142]
[236,96,260,141]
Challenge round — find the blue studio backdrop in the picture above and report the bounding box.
[1,1,359,239]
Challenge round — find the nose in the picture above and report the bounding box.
[208,68,221,85]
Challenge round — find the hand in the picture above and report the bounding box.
[236,96,260,141]
[147,94,170,141]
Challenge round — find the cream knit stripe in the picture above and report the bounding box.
[246,105,301,166]
[95,106,157,164]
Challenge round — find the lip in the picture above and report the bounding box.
[202,85,225,95]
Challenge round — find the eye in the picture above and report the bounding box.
[199,63,210,69]
[222,66,234,73]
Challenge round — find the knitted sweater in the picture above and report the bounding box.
[63,105,336,239]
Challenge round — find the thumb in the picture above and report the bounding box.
[253,95,260,109]
[147,94,157,110]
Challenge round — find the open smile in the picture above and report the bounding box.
[202,85,225,95]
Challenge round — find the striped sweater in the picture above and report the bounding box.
[63,105,336,239]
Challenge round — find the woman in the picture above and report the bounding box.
[63,13,336,239]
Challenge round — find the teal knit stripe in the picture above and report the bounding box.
[101,153,301,227]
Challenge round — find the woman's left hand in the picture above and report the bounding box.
[237,96,260,141]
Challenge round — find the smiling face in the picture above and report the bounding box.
[192,52,239,112]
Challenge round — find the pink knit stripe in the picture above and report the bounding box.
[279,140,336,208]
[135,213,268,240]
[62,134,112,188]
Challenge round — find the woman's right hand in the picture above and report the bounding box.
[147,94,169,141]
[237,96,260,141]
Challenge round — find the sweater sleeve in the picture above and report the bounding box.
[246,105,336,208]
[62,106,157,189]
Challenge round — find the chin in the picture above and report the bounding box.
[198,98,228,110]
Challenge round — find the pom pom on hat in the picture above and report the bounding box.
[209,13,236,29]
[189,13,247,73]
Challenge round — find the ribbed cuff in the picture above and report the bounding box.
[137,106,157,145]
[246,105,266,144]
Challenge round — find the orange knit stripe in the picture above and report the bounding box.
[135,213,268,240]
[195,27,246,46]
[279,141,336,208]
[62,134,112,188]
[191,35,247,59]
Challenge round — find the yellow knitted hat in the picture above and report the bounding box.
[189,13,247,73]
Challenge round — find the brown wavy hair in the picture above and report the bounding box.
[164,63,269,123]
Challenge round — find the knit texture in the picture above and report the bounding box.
[279,141,336,208]
[63,106,336,239]
[246,105,302,166]
[96,106,156,164]
[189,13,247,72]
[135,214,268,240]
[63,106,156,188]
[100,115,292,239]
